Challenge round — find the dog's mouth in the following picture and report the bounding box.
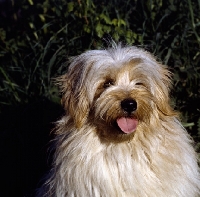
[116,117,138,134]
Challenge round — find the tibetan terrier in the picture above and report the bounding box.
[39,43,200,197]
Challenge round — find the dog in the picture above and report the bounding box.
[39,42,200,197]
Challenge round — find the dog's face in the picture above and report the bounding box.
[59,45,176,142]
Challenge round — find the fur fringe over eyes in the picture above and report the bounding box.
[38,43,200,197]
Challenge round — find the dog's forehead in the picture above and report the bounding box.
[97,59,146,80]
[86,47,159,71]
[72,46,166,90]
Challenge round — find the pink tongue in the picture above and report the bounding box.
[117,117,138,134]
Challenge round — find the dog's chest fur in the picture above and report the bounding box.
[54,117,199,197]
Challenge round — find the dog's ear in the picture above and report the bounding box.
[153,66,178,117]
[57,62,90,128]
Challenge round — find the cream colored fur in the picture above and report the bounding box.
[41,43,200,197]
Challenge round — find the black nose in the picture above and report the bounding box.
[121,99,137,113]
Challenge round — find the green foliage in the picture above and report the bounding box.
[0,0,200,139]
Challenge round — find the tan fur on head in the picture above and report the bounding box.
[40,42,200,197]
[58,59,91,128]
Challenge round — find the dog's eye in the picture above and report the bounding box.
[135,82,148,89]
[103,80,114,88]
[135,82,144,86]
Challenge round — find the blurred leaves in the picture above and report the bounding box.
[0,0,200,139]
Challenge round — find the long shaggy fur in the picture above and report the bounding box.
[39,43,200,197]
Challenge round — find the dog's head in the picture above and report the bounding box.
[59,43,177,142]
